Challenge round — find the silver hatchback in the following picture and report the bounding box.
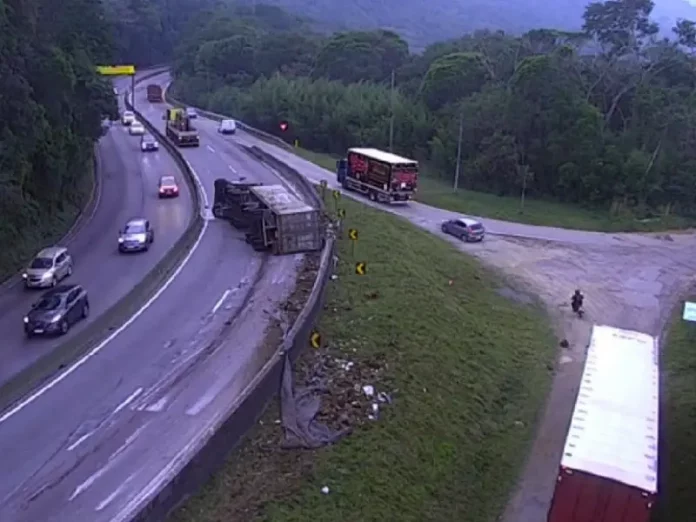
[441,217,485,242]
[23,247,73,289]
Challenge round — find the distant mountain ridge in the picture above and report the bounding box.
[239,0,696,50]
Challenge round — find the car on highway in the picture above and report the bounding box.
[118,218,154,253]
[23,284,89,337]
[441,217,486,242]
[22,247,73,289]
[140,134,159,152]
[218,119,237,135]
[185,107,198,119]
[129,120,145,135]
[121,110,135,125]
[158,175,179,198]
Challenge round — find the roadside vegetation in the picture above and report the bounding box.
[0,0,117,282]
[166,0,696,232]
[168,190,556,522]
[655,297,696,522]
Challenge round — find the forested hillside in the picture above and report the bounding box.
[237,0,696,49]
[0,0,118,280]
[170,0,696,222]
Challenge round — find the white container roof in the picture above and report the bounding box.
[250,184,314,215]
[560,324,659,493]
[348,148,417,165]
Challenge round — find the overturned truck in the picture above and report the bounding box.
[213,178,323,254]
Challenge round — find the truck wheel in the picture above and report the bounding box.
[369,191,377,202]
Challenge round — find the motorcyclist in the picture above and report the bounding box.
[571,289,584,313]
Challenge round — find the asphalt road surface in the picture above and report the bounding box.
[194,99,696,522]
[0,73,192,384]
[0,73,302,521]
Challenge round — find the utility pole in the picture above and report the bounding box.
[453,112,463,190]
[388,69,395,152]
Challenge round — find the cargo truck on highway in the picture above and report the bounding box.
[336,147,418,203]
[213,178,323,254]
[164,108,199,147]
[146,84,163,102]
[547,325,659,522]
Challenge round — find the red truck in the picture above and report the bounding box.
[336,147,418,204]
[146,84,163,102]
[547,325,659,522]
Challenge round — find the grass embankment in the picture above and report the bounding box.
[169,192,556,521]
[293,148,695,233]
[0,161,94,283]
[655,299,696,522]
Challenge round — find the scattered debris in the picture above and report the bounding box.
[321,486,330,495]
[559,339,569,348]
[280,355,351,449]
[362,385,374,398]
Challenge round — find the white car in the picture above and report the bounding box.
[121,110,135,125]
[140,134,159,151]
[129,121,145,135]
[218,119,237,134]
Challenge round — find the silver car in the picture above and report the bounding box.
[118,218,154,253]
[23,247,73,289]
[441,217,485,242]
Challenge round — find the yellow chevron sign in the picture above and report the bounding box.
[96,65,136,76]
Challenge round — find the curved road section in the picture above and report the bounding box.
[0,73,192,384]
[0,74,303,520]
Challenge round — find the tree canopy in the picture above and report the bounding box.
[170,0,696,220]
[0,0,117,277]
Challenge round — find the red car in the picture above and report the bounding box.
[158,175,179,198]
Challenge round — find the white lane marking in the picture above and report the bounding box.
[67,431,95,452]
[211,289,231,314]
[228,165,237,174]
[206,145,215,153]
[68,458,118,501]
[110,423,150,462]
[186,378,226,417]
[141,396,168,413]
[95,475,134,512]
[0,155,210,425]
[112,388,143,415]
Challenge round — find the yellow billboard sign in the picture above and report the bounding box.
[96,65,136,76]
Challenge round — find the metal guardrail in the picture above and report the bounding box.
[126,73,335,521]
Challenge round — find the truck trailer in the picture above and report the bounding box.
[336,147,418,204]
[213,178,323,254]
[146,84,163,102]
[164,108,199,147]
[547,325,659,522]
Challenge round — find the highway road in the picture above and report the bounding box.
[0,72,192,384]
[0,73,303,521]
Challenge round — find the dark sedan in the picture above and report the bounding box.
[24,284,89,337]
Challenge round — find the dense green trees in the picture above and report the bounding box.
[0,0,117,278]
[171,0,696,219]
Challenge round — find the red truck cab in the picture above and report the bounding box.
[146,84,163,102]
[547,325,659,522]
